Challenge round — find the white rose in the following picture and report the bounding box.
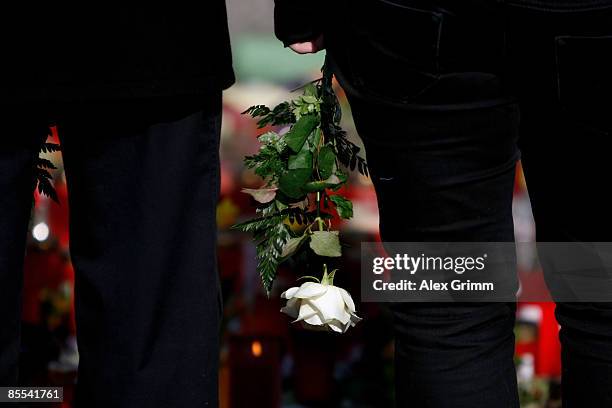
[280,281,362,333]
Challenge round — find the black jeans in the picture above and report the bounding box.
[0,94,223,407]
[327,0,612,407]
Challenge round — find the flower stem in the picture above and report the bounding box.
[316,192,324,231]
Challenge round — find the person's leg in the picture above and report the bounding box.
[57,94,223,407]
[555,302,612,406]
[391,302,517,408]
[0,108,48,385]
[503,4,612,407]
[326,1,520,406]
[348,99,520,408]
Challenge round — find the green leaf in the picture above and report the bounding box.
[232,214,282,233]
[258,131,286,153]
[285,114,319,152]
[244,143,287,183]
[288,146,313,170]
[302,174,343,193]
[243,103,295,128]
[329,195,353,219]
[34,135,60,204]
[36,171,59,203]
[309,231,342,257]
[318,146,336,179]
[256,222,292,296]
[275,200,289,211]
[303,83,318,97]
[281,235,309,258]
[35,158,57,170]
[242,104,270,117]
[278,168,311,199]
[302,180,329,193]
[331,171,348,189]
[311,128,322,150]
[301,95,319,104]
[39,143,61,153]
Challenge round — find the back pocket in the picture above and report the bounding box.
[346,0,446,101]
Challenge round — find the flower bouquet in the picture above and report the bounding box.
[233,60,368,332]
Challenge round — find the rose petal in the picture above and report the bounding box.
[350,314,363,324]
[338,287,356,313]
[310,286,351,325]
[281,282,361,333]
[304,312,325,326]
[241,188,278,203]
[281,286,299,299]
[294,301,318,323]
[327,319,345,333]
[293,282,327,299]
[281,298,300,319]
[300,321,328,332]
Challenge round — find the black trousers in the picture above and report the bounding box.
[327,1,612,407]
[0,93,223,407]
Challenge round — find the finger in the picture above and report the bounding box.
[289,35,325,54]
[289,41,318,54]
